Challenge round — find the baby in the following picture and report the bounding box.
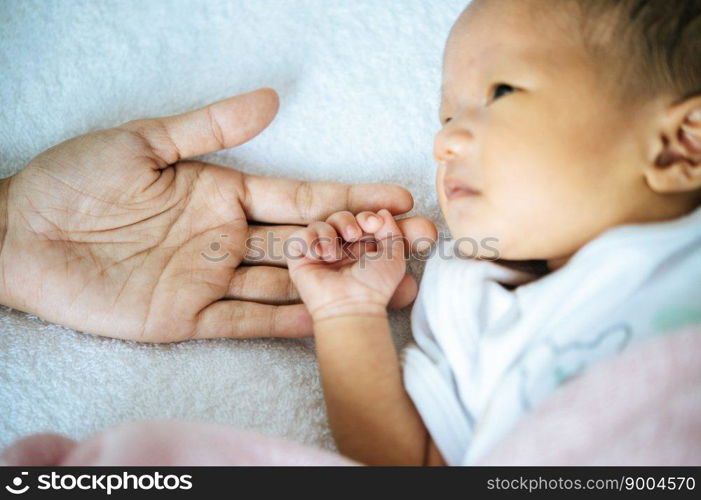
[286,0,701,465]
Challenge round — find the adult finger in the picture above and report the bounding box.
[193,300,312,339]
[241,174,414,224]
[118,87,280,165]
[226,266,300,305]
[244,225,299,267]
[396,216,438,255]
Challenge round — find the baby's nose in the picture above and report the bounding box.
[433,127,473,162]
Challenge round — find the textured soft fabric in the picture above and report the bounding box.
[2,329,698,466]
[402,206,701,465]
[476,328,701,466]
[0,421,357,466]
[0,0,466,448]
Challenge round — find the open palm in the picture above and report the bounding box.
[0,89,431,342]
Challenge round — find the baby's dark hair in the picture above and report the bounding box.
[570,0,701,106]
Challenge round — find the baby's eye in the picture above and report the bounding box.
[492,83,516,101]
[440,83,516,123]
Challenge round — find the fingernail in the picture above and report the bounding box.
[346,226,358,239]
[290,241,303,257]
[416,241,432,252]
[690,109,701,123]
[367,214,381,226]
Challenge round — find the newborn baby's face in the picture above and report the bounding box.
[435,0,650,266]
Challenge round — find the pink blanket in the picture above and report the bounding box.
[2,329,699,466]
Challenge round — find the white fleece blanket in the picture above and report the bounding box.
[0,0,467,448]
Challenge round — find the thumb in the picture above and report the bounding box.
[119,87,280,164]
[357,209,406,279]
[373,209,405,259]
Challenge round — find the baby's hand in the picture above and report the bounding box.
[287,209,409,321]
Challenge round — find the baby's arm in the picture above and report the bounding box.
[315,314,430,465]
[287,209,444,465]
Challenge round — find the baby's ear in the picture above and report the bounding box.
[645,96,701,194]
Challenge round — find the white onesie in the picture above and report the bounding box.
[401,206,701,465]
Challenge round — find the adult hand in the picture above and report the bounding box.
[0,88,436,342]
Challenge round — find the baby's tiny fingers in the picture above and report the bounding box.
[287,225,336,262]
[357,210,402,242]
[326,211,362,242]
[375,209,403,240]
[286,228,319,260]
[308,221,342,261]
[356,211,384,234]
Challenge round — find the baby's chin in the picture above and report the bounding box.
[441,196,548,260]
[444,217,502,260]
[445,215,539,262]
[447,218,570,264]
